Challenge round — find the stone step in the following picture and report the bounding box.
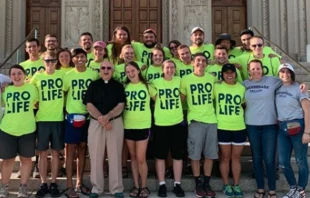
[4,191,310,198]
[2,172,310,191]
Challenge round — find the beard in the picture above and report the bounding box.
[144,42,156,48]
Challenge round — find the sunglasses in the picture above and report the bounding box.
[44,59,57,63]
[170,46,177,50]
[251,44,263,48]
[101,66,112,70]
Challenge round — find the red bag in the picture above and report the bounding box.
[287,121,301,136]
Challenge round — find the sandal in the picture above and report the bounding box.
[75,184,90,196]
[254,190,265,198]
[65,188,79,198]
[122,166,128,178]
[139,187,150,198]
[268,192,277,198]
[129,187,140,197]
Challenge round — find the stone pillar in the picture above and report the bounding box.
[61,0,103,49]
[298,0,307,61]
[279,0,288,52]
[169,0,212,46]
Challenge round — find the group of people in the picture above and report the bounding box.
[0,25,308,198]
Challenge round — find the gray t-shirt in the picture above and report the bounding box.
[243,76,282,125]
[0,74,11,119]
[276,82,309,121]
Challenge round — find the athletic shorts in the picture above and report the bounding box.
[124,129,150,141]
[187,121,218,160]
[64,119,89,144]
[217,129,247,145]
[37,121,65,151]
[0,130,36,159]
[153,123,186,160]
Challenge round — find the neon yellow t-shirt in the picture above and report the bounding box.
[63,68,99,114]
[114,61,145,84]
[143,65,163,83]
[190,44,215,60]
[131,42,171,66]
[181,73,217,124]
[0,83,38,136]
[106,44,121,65]
[59,66,73,74]
[230,53,281,80]
[228,48,243,59]
[30,70,65,121]
[206,64,243,83]
[149,77,183,126]
[175,62,193,78]
[87,52,95,61]
[20,59,45,81]
[214,82,245,130]
[123,82,151,129]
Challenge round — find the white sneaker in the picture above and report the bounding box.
[32,165,40,178]
[17,185,27,198]
[0,185,8,198]
[283,188,297,198]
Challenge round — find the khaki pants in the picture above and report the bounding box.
[88,117,124,194]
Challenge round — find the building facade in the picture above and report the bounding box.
[0,0,309,65]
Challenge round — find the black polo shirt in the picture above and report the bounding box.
[83,78,126,119]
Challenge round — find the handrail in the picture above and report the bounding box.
[248,26,310,75]
[0,28,38,69]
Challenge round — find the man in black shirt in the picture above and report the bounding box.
[84,60,126,198]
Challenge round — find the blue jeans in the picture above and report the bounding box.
[278,119,309,190]
[246,124,277,191]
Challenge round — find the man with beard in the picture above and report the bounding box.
[206,46,242,83]
[132,28,171,66]
[43,34,58,54]
[107,26,131,65]
[189,27,214,60]
[79,32,95,64]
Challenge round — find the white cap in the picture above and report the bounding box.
[191,27,204,35]
[278,63,294,73]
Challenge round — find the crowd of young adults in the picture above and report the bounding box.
[0,25,309,198]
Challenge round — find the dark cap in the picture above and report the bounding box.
[143,28,157,37]
[239,29,254,37]
[71,48,87,57]
[215,33,236,47]
[222,63,236,73]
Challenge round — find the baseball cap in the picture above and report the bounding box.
[215,33,236,47]
[93,41,106,49]
[239,29,254,37]
[143,28,157,36]
[71,48,87,57]
[191,27,204,35]
[222,63,237,73]
[278,63,295,73]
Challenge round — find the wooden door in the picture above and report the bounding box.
[26,0,61,50]
[212,0,246,46]
[110,0,162,42]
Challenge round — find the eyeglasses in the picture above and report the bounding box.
[44,59,57,63]
[251,44,263,48]
[101,66,112,70]
[170,46,177,50]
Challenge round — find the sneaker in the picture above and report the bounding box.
[297,189,306,198]
[232,185,244,198]
[114,192,124,198]
[0,185,8,198]
[204,184,216,198]
[18,184,28,198]
[33,165,40,178]
[158,184,167,197]
[16,170,21,178]
[195,183,206,198]
[35,184,49,198]
[173,184,185,197]
[223,185,234,197]
[49,183,60,197]
[283,188,297,198]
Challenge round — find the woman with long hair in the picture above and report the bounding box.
[144,46,165,83]
[56,48,74,73]
[123,61,151,198]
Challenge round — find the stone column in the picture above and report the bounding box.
[261,0,270,40]
[298,0,307,60]
[279,0,288,52]
[61,0,103,49]
[170,0,212,46]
